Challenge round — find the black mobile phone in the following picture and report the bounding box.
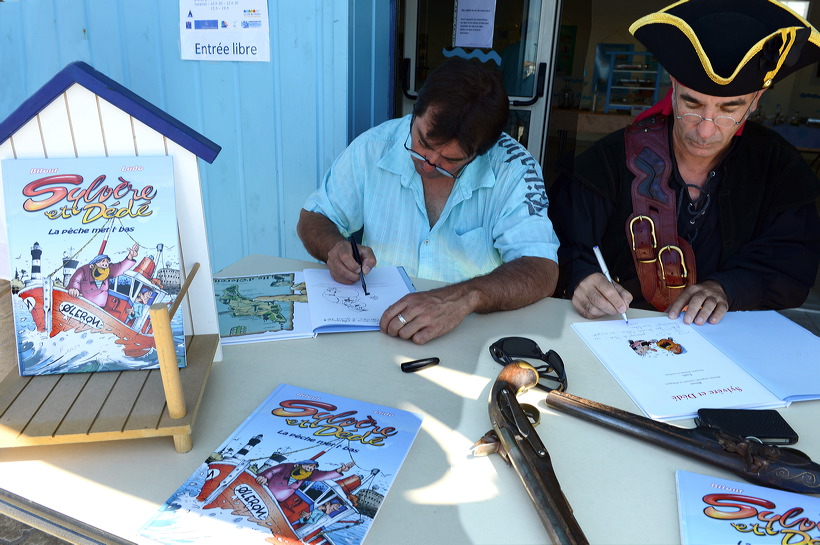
[695,408,798,445]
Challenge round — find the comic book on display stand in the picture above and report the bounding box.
[140,383,424,545]
[1,156,185,375]
[675,469,820,544]
[213,266,415,344]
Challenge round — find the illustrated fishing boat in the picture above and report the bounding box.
[194,436,380,545]
[16,218,176,359]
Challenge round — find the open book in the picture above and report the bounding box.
[571,311,820,421]
[675,469,820,544]
[214,266,414,344]
[141,383,423,545]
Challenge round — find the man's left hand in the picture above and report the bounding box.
[380,287,473,345]
[666,280,729,325]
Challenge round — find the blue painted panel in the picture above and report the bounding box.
[236,62,279,258]
[348,0,395,142]
[81,1,126,81]
[0,3,26,118]
[19,1,63,92]
[198,62,247,269]
[52,0,92,66]
[119,1,168,107]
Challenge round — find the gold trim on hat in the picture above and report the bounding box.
[629,0,820,90]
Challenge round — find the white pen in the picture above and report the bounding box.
[592,245,629,324]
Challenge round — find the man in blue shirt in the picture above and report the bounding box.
[298,58,559,344]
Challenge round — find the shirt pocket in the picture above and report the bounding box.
[449,226,501,279]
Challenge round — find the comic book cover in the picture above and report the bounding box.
[140,383,424,545]
[1,156,185,375]
[675,469,820,544]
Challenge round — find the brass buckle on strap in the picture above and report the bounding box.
[658,245,688,288]
[629,215,657,263]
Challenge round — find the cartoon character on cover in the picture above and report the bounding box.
[128,287,153,323]
[255,459,355,502]
[67,243,140,306]
[298,499,343,526]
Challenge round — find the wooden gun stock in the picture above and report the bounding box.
[477,362,588,545]
[545,390,820,494]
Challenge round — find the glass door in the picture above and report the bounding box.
[399,0,561,165]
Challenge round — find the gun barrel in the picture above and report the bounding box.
[545,391,820,494]
[545,391,727,458]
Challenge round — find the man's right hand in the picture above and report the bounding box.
[571,272,632,319]
[325,239,376,285]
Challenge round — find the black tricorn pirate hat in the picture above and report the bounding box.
[630,0,820,96]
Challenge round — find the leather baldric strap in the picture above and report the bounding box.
[624,114,696,311]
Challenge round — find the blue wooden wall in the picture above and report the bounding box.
[0,0,393,273]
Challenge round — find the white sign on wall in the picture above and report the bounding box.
[454,0,497,49]
[179,0,270,62]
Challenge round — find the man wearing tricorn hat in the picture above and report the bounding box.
[550,0,820,325]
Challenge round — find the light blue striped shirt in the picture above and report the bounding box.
[304,115,559,283]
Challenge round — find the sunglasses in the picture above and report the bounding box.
[489,337,568,392]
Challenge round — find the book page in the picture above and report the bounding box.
[695,310,820,402]
[571,317,784,421]
[304,266,413,333]
[213,272,315,343]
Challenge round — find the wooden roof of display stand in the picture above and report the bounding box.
[0,61,223,453]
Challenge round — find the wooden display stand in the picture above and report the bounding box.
[0,62,224,454]
[0,266,218,453]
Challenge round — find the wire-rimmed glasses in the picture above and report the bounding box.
[489,336,567,392]
[674,86,760,129]
[404,117,472,179]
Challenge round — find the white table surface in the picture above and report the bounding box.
[1,254,819,545]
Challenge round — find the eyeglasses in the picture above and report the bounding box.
[489,337,567,392]
[674,86,760,129]
[404,117,472,179]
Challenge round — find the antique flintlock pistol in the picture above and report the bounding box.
[544,390,820,494]
[473,362,588,545]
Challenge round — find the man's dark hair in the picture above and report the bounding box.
[413,57,509,157]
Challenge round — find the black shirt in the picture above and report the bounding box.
[548,119,820,311]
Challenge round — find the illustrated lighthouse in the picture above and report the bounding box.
[61,250,79,287]
[30,242,42,283]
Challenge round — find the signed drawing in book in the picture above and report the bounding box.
[628,337,686,357]
[1,156,185,375]
[141,384,423,545]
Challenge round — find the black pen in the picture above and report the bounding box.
[348,234,369,295]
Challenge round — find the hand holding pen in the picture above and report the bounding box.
[592,245,629,324]
[349,235,369,295]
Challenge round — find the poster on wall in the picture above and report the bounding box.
[453,0,497,49]
[179,0,270,62]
